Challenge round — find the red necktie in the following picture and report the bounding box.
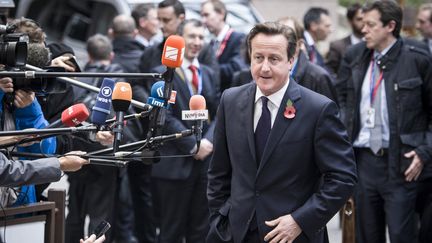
[189,65,199,92]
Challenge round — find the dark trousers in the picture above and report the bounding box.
[417,178,432,243]
[354,148,417,243]
[153,160,209,243]
[128,162,156,243]
[65,166,118,243]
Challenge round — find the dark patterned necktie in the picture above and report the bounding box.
[255,96,271,165]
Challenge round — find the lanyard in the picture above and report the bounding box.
[369,57,383,105]
[216,29,234,58]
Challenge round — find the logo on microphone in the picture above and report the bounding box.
[156,86,164,98]
[102,87,112,97]
[165,46,179,61]
[120,86,129,92]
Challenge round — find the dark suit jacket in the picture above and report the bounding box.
[304,39,326,69]
[217,31,247,91]
[325,35,352,75]
[337,38,432,179]
[293,51,337,103]
[151,64,220,180]
[208,80,357,243]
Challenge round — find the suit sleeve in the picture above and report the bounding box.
[207,91,232,220]
[291,101,357,238]
[0,153,61,187]
[325,42,341,76]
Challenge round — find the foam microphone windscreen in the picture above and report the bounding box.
[112,82,132,112]
[161,35,185,68]
[91,78,115,125]
[189,95,206,110]
[61,103,90,127]
[147,81,166,108]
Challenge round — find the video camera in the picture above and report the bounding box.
[0,0,67,94]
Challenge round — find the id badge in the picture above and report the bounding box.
[365,108,375,128]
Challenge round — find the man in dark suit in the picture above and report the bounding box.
[137,0,219,99]
[151,19,219,243]
[207,22,356,243]
[337,1,432,242]
[279,16,337,103]
[201,0,247,92]
[416,3,432,53]
[303,7,332,68]
[326,3,364,75]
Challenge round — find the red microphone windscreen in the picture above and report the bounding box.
[61,103,90,127]
[189,95,206,110]
[161,35,185,68]
[112,82,132,112]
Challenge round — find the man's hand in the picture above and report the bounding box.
[59,151,89,172]
[80,234,105,243]
[14,90,35,108]
[51,55,76,72]
[193,138,213,161]
[404,150,424,182]
[0,77,13,93]
[264,214,302,243]
[95,131,114,146]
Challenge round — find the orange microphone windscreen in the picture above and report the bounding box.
[112,82,132,112]
[161,35,185,68]
[189,95,206,110]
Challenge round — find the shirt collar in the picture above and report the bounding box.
[304,31,315,46]
[181,58,200,70]
[350,34,362,45]
[255,79,290,109]
[376,39,397,57]
[216,24,231,42]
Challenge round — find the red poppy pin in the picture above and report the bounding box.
[284,99,296,119]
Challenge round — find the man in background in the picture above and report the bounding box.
[326,3,364,75]
[303,7,332,68]
[201,0,246,92]
[416,3,432,53]
[131,3,162,48]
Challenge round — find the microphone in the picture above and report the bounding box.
[47,103,90,128]
[182,95,208,152]
[112,82,132,152]
[161,35,185,70]
[90,78,115,126]
[161,35,185,102]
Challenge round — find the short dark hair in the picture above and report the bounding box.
[363,0,402,38]
[247,22,297,60]
[303,7,329,30]
[86,34,112,61]
[177,19,204,36]
[131,3,156,27]
[202,0,227,21]
[158,0,185,17]
[347,3,362,21]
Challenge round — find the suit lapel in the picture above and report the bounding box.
[244,84,257,165]
[257,80,302,175]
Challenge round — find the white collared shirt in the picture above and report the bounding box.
[181,58,200,85]
[304,31,315,46]
[350,34,362,45]
[254,80,290,131]
[216,24,231,42]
